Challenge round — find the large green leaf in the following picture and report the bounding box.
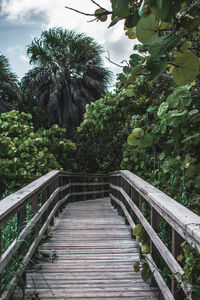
[166,94,179,109]
[167,86,191,109]
[136,14,160,45]
[125,12,140,28]
[147,57,168,79]
[150,0,173,21]
[112,0,129,18]
[129,54,141,67]
[171,51,200,85]
[149,36,178,58]
[157,102,169,118]
[127,128,144,146]
[149,0,183,21]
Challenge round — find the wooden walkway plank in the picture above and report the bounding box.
[22,198,159,299]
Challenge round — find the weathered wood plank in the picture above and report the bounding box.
[112,170,200,253]
[24,198,159,299]
[0,170,60,224]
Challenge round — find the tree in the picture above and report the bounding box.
[23,28,111,137]
[14,84,48,130]
[0,54,19,113]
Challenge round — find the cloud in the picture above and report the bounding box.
[0,0,134,82]
[6,44,24,54]
[20,54,29,62]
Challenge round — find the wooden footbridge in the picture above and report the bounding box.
[0,171,200,299]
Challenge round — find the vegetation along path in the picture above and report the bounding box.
[23,198,159,299]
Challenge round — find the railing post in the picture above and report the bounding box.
[55,177,60,217]
[150,207,160,286]
[130,186,138,225]
[31,194,39,214]
[17,206,27,232]
[17,206,27,289]
[172,229,184,300]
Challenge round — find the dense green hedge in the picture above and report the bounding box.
[0,110,76,196]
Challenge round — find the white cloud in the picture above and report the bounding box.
[1,0,135,82]
[6,44,23,54]
[20,54,29,62]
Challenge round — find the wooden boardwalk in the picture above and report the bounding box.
[24,198,159,299]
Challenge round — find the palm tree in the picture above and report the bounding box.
[0,54,19,113]
[23,28,111,137]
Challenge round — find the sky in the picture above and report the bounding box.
[0,0,136,87]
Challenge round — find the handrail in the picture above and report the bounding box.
[0,171,109,300]
[0,170,60,224]
[109,170,200,300]
[1,169,200,300]
[113,170,200,253]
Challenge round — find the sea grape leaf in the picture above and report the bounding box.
[123,66,131,74]
[150,0,182,21]
[161,160,169,173]
[147,57,167,79]
[134,261,140,272]
[125,12,140,28]
[129,65,140,81]
[149,0,173,21]
[141,244,150,254]
[136,14,160,45]
[157,102,169,118]
[125,27,137,39]
[189,109,199,116]
[149,36,178,58]
[112,0,129,18]
[167,86,191,108]
[132,223,143,236]
[173,86,190,98]
[159,152,165,160]
[171,51,200,85]
[166,94,179,109]
[127,128,144,146]
[170,110,187,118]
[129,54,141,67]
[160,118,167,134]
[94,9,107,22]
[108,16,121,28]
[141,134,153,147]
[126,84,135,97]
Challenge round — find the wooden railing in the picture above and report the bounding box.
[0,171,109,300]
[110,170,200,300]
[0,170,200,300]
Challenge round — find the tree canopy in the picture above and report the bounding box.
[0,54,19,113]
[23,28,111,137]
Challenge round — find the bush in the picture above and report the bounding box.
[0,110,76,194]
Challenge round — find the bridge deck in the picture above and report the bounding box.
[23,198,159,299]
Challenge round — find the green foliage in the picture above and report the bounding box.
[0,110,76,190]
[74,93,131,172]
[23,28,111,138]
[177,242,200,298]
[95,0,200,86]
[0,53,19,112]
[14,84,48,130]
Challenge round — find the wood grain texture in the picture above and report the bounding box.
[22,198,159,299]
[111,171,200,253]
